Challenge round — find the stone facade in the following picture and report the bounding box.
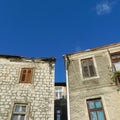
[64,42,120,120]
[0,55,55,120]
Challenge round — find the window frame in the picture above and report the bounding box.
[111,52,120,62]
[79,56,99,81]
[55,88,63,99]
[110,52,120,85]
[19,68,33,83]
[87,98,106,120]
[10,103,29,120]
[81,57,96,78]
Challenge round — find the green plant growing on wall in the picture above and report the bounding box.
[112,71,120,85]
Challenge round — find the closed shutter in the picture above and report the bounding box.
[20,68,33,83]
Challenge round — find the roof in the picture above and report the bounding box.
[64,42,120,56]
[0,54,56,62]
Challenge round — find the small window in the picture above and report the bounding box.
[87,98,106,120]
[11,103,28,120]
[55,88,63,99]
[55,91,62,99]
[56,110,61,120]
[81,58,96,78]
[20,68,33,83]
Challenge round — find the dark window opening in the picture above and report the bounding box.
[81,58,96,78]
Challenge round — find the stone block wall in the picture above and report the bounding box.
[0,56,55,120]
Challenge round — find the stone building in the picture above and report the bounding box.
[54,82,67,120]
[64,42,120,120]
[0,55,55,120]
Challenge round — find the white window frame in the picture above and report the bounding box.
[55,87,63,99]
[79,55,99,81]
[10,103,29,120]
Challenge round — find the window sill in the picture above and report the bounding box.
[82,76,100,81]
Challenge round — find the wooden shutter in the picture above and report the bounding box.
[20,68,33,83]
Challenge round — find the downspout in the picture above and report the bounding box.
[64,55,71,120]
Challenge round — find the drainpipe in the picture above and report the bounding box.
[64,55,71,120]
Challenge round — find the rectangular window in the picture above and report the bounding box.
[55,88,63,99]
[111,52,120,71]
[20,68,33,83]
[56,110,61,120]
[87,98,106,120]
[81,58,96,78]
[55,91,62,99]
[11,103,28,120]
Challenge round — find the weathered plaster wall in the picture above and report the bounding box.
[67,50,120,120]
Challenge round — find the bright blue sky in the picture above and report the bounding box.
[0,0,120,82]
